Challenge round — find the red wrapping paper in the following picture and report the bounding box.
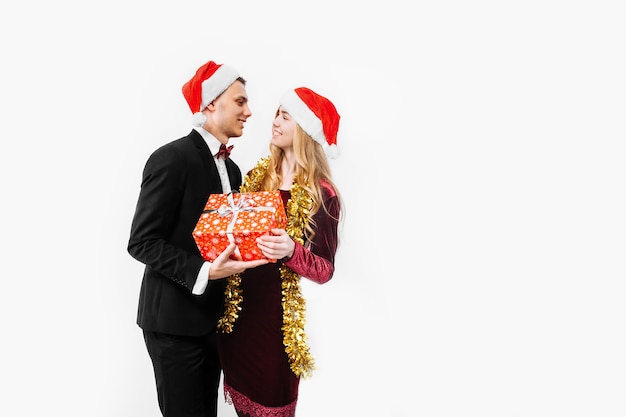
[193,191,287,262]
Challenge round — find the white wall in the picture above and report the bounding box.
[1,1,625,416]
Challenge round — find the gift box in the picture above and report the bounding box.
[193,191,287,262]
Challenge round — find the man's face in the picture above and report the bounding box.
[212,80,252,139]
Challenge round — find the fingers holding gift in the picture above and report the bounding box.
[210,242,269,279]
[256,228,295,260]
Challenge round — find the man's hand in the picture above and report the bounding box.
[209,242,269,280]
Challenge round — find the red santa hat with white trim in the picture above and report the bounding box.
[182,60,240,127]
[279,87,341,159]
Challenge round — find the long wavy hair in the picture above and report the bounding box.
[259,120,343,241]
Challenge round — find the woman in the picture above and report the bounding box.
[216,87,343,417]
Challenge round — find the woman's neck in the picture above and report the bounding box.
[280,154,296,190]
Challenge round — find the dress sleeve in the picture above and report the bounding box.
[283,184,340,284]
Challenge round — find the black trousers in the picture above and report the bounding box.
[143,330,221,417]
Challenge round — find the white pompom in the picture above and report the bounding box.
[325,144,340,159]
[192,112,206,127]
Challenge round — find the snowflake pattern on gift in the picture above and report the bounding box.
[193,191,287,262]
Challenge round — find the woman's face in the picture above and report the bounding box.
[271,106,296,150]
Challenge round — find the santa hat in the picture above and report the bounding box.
[279,87,341,159]
[182,60,240,127]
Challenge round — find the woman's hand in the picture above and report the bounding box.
[256,228,295,260]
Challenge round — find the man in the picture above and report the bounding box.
[128,60,268,417]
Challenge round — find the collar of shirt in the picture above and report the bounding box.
[193,127,228,158]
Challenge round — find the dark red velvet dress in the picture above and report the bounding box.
[217,184,340,417]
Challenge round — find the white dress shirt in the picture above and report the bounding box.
[192,127,232,295]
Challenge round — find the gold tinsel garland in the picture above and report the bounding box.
[217,157,315,377]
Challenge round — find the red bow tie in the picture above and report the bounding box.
[216,144,233,159]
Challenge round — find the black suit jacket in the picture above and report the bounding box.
[128,130,242,336]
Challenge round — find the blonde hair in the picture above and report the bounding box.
[260,122,342,239]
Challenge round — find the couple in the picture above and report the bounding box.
[127,59,343,417]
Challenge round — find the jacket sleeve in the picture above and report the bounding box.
[127,146,204,290]
[283,187,340,284]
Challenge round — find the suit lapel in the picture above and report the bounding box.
[225,160,241,192]
[188,130,223,189]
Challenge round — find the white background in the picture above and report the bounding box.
[1,1,625,416]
